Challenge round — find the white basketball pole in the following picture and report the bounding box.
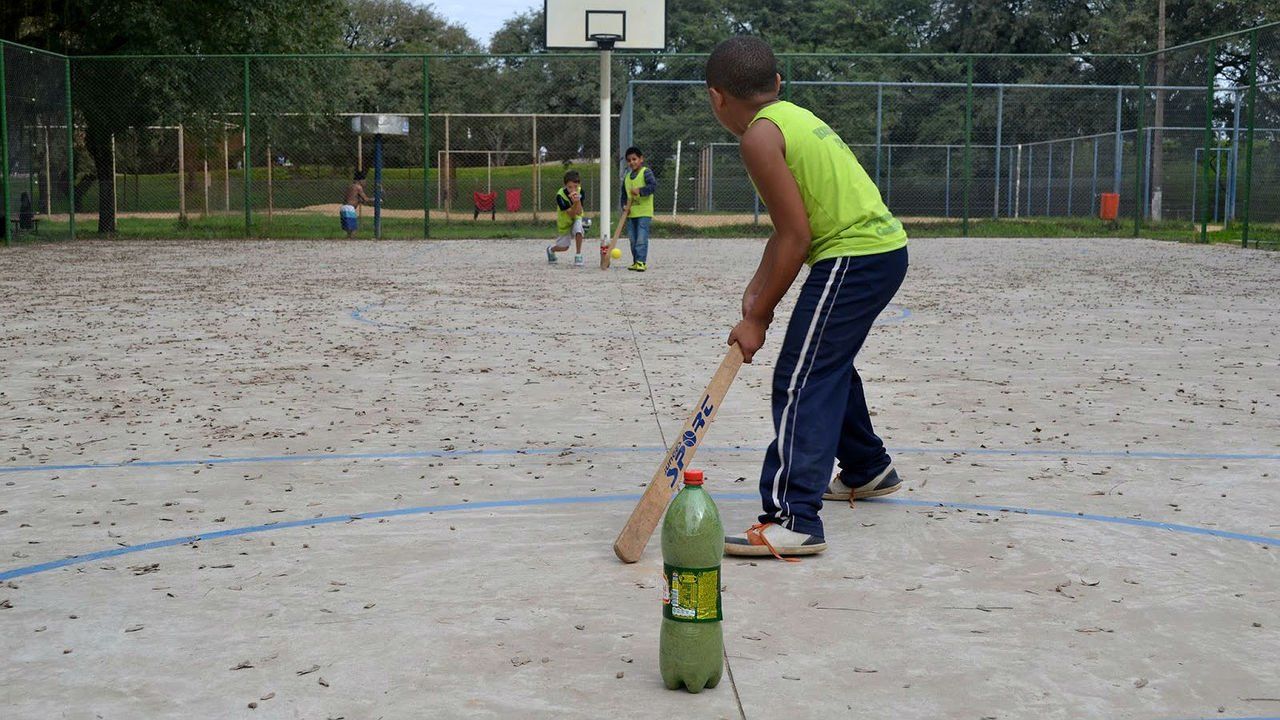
[203,155,210,217]
[1014,144,1023,219]
[178,124,186,220]
[223,129,230,212]
[671,139,682,218]
[599,48,611,243]
[111,134,117,220]
[532,114,539,221]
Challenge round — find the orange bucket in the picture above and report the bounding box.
[1099,192,1120,221]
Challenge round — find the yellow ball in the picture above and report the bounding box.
[610,248,622,259]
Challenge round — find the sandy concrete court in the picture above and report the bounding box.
[0,236,1277,719]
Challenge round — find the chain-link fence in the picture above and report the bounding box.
[2,43,72,241]
[2,23,1277,246]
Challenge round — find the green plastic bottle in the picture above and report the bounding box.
[659,468,724,693]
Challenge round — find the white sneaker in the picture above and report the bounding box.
[546,245,557,263]
[573,254,585,267]
[823,464,902,503]
[724,522,826,559]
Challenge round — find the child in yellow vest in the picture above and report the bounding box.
[621,147,657,271]
[706,37,909,558]
[547,170,587,267]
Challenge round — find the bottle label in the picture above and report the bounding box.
[662,564,722,623]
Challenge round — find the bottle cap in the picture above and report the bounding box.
[683,469,704,485]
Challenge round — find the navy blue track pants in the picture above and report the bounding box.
[757,247,908,537]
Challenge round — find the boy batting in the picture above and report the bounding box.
[706,37,909,558]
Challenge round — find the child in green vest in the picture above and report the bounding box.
[547,170,587,267]
[706,37,909,558]
[621,147,657,271]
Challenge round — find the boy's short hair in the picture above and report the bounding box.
[705,36,779,99]
[625,146,643,158]
[563,170,581,184]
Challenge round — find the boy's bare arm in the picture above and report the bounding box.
[729,119,811,363]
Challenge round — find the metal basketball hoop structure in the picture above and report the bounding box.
[351,114,410,239]
[545,1,666,248]
[588,33,622,49]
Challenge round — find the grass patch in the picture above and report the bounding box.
[21,211,1279,249]
[88,162,602,216]
[92,214,774,240]
[907,217,1280,247]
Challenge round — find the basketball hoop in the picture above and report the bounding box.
[588,32,623,50]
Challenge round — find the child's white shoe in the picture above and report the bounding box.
[546,245,557,263]
[573,254,585,267]
[724,522,826,559]
[823,464,902,503]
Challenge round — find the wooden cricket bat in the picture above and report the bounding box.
[600,200,632,269]
[613,343,745,563]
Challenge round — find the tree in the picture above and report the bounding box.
[343,0,477,53]
[4,0,345,233]
[487,11,600,159]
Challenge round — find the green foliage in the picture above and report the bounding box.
[4,0,348,231]
[343,0,478,54]
[3,0,1277,242]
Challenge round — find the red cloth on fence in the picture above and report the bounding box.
[473,191,497,211]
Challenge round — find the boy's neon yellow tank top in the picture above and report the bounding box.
[750,101,907,265]
[623,166,654,218]
[555,186,576,234]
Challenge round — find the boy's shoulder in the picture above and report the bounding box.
[754,100,821,125]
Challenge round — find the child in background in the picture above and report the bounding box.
[621,147,657,271]
[341,170,373,239]
[547,170,587,267]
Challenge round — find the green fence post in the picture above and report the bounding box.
[784,56,792,101]
[1133,57,1147,237]
[65,56,75,240]
[430,54,435,238]
[0,45,11,247]
[1240,30,1258,249]
[962,56,973,237]
[1199,41,1215,244]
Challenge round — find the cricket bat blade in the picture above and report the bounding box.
[612,343,745,563]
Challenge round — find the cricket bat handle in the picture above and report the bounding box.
[612,343,745,563]
[601,200,633,269]
[614,200,632,236]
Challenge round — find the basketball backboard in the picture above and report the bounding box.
[544,0,666,50]
[350,115,410,136]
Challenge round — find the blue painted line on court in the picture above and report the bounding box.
[2,492,1277,582]
[0,445,617,474]
[876,497,1280,547]
[3,442,1278,476]
[349,302,912,336]
[0,494,639,582]
[351,302,414,331]
[899,446,1280,461]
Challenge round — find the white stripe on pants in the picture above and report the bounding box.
[768,257,847,528]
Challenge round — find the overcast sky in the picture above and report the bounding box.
[424,0,538,46]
